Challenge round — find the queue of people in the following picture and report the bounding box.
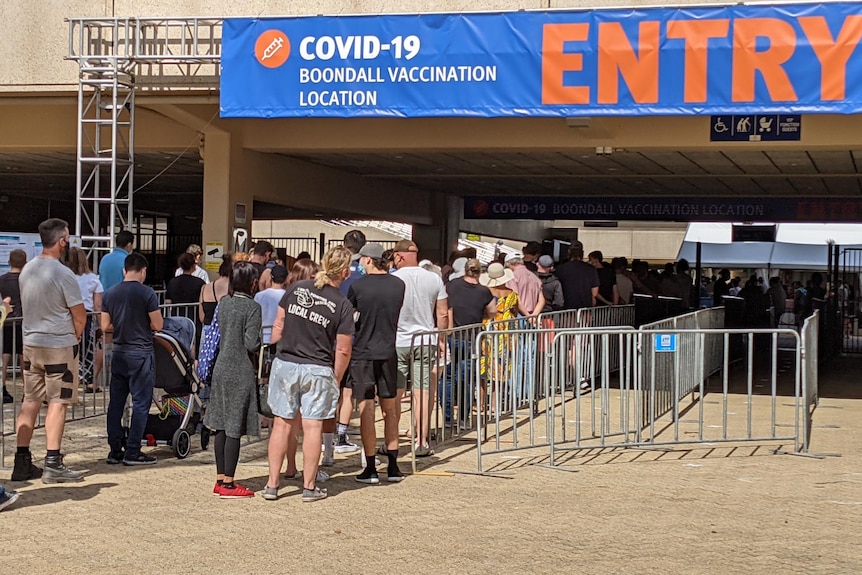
[0,221,839,511]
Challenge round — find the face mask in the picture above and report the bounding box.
[359,264,367,276]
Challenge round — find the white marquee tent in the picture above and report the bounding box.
[677,223,862,271]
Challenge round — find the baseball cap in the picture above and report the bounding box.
[571,240,584,251]
[538,255,554,268]
[358,242,385,259]
[504,251,524,264]
[449,257,468,280]
[270,264,288,283]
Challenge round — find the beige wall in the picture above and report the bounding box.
[1,0,730,92]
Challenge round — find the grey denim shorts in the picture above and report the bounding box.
[268,358,339,420]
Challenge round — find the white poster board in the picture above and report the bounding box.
[0,232,82,274]
[0,232,41,274]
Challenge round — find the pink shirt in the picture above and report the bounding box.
[507,265,543,314]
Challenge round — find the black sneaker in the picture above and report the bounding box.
[123,453,157,466]
[106,450,125,465]
[43,454,84,484]
[387,465,405,483]
[355,468,380,485]
[2,388,13,404]
[11,451,42,481]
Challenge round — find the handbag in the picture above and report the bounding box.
[256,344,275,418]
[197,303,221,384]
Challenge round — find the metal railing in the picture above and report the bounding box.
[407,323,484,470]
[541,327,807,469]
[252,237,320,261]
[472,324,811,473]
[640,307,725,424]
[0,301,201,467]
[1,312,110,467]
[327,239,399,251]
[68,17,222,63]
[801,311,819,451]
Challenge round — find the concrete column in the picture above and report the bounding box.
[201,131,254,262]
[412,193,462,265]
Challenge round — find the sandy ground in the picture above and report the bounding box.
[1,357,860,575]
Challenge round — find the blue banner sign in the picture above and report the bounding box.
[464,197,862,222]
[710,115,802,141]
[221,3,862,118]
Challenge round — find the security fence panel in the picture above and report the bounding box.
[253,237,319,260]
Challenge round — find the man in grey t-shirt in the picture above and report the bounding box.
[12,219,87,484]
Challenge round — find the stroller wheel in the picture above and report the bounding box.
[172,428,191,459]
[200,427,210,451]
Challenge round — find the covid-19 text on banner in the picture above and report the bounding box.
[221,2,862,118]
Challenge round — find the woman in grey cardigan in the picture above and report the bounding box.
[204,261,262,499]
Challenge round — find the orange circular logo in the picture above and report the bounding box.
[255,30,290,68]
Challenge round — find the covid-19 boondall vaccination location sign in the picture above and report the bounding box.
[219,2,862,118]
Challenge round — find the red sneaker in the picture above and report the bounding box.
[213,482,221,496]
[219,483,255,499]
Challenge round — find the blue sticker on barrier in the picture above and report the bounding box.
[655,334,677,353]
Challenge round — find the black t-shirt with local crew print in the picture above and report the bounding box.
[348,273,405,360]
[277,279,355,367]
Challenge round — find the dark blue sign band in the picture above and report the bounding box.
[464,197,862,222]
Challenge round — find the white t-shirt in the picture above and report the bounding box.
[254,287,285,345]
[175,265,210,284]
[392,266,448,347]
[77,273,104,312]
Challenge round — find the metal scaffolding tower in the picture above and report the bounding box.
[67,18,221,260]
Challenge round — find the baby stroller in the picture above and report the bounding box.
[142,316,208,458]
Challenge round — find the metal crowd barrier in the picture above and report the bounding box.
[473,323,815,473]
[541,327,807,470]
[801,311,819,450]
[1,312,110,467]
[640,307,725,425]
[0,301,199,468]
[537,305,635,392]
[472,327,563,471]
[407,323,484,471]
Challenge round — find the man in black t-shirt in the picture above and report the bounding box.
[555,242,599,310]
[101,253,163,466]
[444,259,495,426]
[346,243,406,484]
[446,259,495,328]
[713,269,731,307]
[588,251,618,306]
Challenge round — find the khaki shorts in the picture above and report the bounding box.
[396,345,437,391]
[22,345,80,405]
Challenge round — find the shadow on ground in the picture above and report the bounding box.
[7,482,118,510]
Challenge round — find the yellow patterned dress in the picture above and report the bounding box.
[480,291,519,380]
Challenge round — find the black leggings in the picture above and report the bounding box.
[213,430,241,478]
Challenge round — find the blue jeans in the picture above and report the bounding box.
[107,349,155,456]
[514,318,536,406]
[439,337,474,423]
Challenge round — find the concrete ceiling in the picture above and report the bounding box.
[2,149,861,225]
[0,150,203,216]
[282,149,862,197]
